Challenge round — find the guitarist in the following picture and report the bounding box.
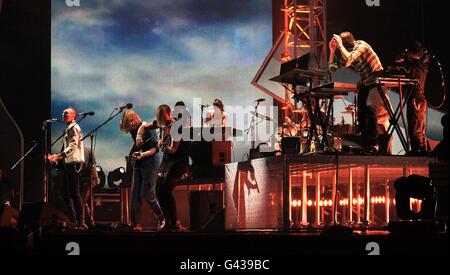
[47,107,86,230]
[138,104,189,232]
[120,110,165,232]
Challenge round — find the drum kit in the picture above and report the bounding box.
[271,54,365,153]
[280,101,357,153]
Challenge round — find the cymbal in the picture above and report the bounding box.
[341,110,355,114]
[250,111,276,122]
[292,109,308,114]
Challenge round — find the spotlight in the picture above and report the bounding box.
[95,165,106,188]
[107,167,126,188]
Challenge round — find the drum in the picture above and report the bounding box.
[333,124,354,137]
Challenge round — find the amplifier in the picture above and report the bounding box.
[92,190,122,224]
[189,141,232,179]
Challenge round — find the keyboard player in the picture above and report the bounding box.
[329,32,391,154]
[394,41,431,154]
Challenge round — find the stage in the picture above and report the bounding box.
[2,229,447,256]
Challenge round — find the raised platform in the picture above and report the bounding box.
[225,153,437,231]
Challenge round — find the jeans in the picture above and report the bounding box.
[407,92,428,151]
[358,85,392,148]
[157,158,189,229]
[132,155,164,225]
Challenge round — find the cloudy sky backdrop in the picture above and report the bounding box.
[51,0,274,173]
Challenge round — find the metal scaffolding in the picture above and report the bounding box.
[252,0,328,103]
[282,0,327,65]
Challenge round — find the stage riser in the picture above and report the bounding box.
[225,154,436,231]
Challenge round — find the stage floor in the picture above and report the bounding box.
[3,228,447,256]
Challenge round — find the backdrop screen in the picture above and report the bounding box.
[51,0,273,174]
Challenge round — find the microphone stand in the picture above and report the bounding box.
[81,108,127,226]
[200,105,207,141]
[246,101,262,150]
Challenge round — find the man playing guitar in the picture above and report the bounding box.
[138,104,189,232]
[120,110,165,232]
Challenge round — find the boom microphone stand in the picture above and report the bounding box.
[81,106,130,227]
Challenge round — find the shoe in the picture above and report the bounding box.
[77,223,89,231]
[133,224,143,232]
[157,218,166,232]
[170,221,187,232]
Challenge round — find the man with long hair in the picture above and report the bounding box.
[120,110,165,232]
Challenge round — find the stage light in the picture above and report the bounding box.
[323,200,327,207]
[292,200,298,207]
[96,165,106,188]
[107,167,127,188]
[307,200,313,207]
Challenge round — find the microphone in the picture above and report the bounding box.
[42,118,58,129]
[79,111,95,116]
[256,98,266,103]
[44,118,59,124]
[200,104,210,108]
[117,103,133,111]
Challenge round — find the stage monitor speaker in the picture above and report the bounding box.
[190,141,232,179]
[18,202,74,230]
[0,204,19,228]
[281,137,301,154]
[202,208,225,232]
[92,191,122,224]
[189,191,223,231]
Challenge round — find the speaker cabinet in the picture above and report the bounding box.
[189,191,223,231]
[190,141,232,179]
[281,137,301,154]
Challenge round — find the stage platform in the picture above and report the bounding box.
[225,153,437,231]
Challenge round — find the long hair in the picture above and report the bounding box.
[120,110,142,133]
[156,104,172,127]
[213,99,224,113]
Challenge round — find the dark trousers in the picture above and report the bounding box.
[407,92,428,151]
[132,156,164,225]
[157,159,188,229]
[79,182,94,226]
[63,163,84,225]
[394,175,435,220]
[358,85,379,147]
